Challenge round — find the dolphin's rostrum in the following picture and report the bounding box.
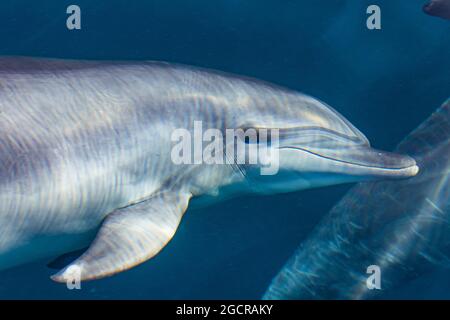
[0,57,418,282]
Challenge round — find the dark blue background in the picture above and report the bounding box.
[0,0,448,299]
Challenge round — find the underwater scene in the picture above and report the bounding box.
[0,0,449,301]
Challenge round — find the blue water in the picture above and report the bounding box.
[0,0,449,299]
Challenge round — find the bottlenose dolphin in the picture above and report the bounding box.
[264,99,450,300]
[0,57,418,282]
[424,0,450,20]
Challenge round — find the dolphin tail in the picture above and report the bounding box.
[50,191,191,282]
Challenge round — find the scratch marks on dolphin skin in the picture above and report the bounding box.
[425,197,445,214]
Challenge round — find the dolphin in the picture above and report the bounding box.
[0,57,418,282]
[264,99,450,300]
[423,0,450,20]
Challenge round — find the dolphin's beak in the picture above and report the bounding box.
[324,146,419,178]
[284,145,419,178]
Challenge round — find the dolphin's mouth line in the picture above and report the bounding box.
[280,146,416,171]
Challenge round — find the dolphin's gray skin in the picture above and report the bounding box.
[424,0,450,19]
[264,99,450,300]
[0,57,418,282]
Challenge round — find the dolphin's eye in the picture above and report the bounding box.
[244,135,254,144]
[238,127,260,144]
[239,126,274,146]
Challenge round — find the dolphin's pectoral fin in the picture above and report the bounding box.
[50,191,191,282]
